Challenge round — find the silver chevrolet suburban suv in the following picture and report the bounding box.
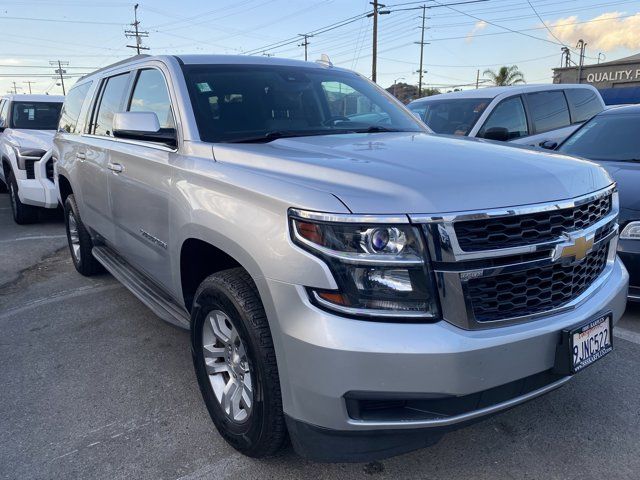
[53,55,629,462]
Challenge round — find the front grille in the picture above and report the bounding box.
[467,244,609,322]
[455,194,611,252]
[25,159,36,179]
[45,159,54,182]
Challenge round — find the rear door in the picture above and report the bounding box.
[107,67,178,290]
[78,72,132,243]
[514,90,573,146]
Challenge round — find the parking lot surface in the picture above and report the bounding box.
[1,193,639,480]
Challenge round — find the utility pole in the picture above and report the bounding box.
[23,81,35,94]
[414,5,429,97]
[50,60,69,95]
[475,69,480,89]
[368,1,390,83]
[561,47,571,68]
[9,81,21,94]
[125,3,149,55]
[576,39,587,84]
[298,34,313,61]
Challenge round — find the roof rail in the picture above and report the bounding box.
[78,54,151,82]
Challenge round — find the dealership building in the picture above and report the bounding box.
[552,53,640,104]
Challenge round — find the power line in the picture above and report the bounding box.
[125,3,149,54]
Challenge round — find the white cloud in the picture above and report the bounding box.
[465,20,488,43]
[0,58,24,65]
[548,12,640,52]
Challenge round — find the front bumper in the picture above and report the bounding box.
[258,257,628,461]
[618,239,639,300]
[16,152,57,209]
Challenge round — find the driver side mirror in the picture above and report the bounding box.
[482,127,510,142]
[539,140,558,150]
[112,112,177,148]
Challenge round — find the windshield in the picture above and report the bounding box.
[408,98,491,136]
[559,113,640,162]
[10,101,62,130]
[181,64,425,143]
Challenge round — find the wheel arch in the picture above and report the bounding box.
[180,236,254,313]
[57,173,74,205]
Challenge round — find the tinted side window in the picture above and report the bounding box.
[0,100,9,127]
[479,96,528,139]
[526,90,570,134]
[59,82,92,133]
[94,73,130,136]
[565,88,602,123]
[128,69,175,129]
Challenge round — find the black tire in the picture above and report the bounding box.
[7,171,38,224]
[191,268,287,458]
[64,194,103,276]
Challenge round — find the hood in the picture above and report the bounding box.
[7,129,55,150]
[213,132,613,215]
[593,160,640,216]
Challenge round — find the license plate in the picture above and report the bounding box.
[570,314,613,373]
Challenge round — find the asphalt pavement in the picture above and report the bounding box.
[1,193,639,480]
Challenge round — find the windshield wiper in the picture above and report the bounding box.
[345,126,404,133]
[225,131,311,143]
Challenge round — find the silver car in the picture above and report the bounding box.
[54,55,628,462]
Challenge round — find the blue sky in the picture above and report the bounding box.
[0,0,638,95]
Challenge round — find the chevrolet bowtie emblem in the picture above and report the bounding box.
[552,232,595,263]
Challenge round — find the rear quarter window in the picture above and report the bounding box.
[59,82,92,133]
[565,88,603,124]
[525,90,571,134]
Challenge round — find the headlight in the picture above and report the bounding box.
[620,221,640,240]
[12,146,46,170]
[289,209,439,320]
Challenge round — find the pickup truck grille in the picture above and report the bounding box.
[418,187,618,329]
[467,243,609,323]
[454,194,611,252]
[45,159,54,182]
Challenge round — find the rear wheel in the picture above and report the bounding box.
[191,268,287,458]
[8,172,38,224]
[64,194,103,276]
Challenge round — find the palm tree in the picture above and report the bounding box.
[483,65,525,86]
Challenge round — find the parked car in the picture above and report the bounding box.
[0,94,65,223]
[407,84,604,147]
[54,55,627,462]
[553,104,640,301]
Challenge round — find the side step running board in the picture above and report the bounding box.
[92,246,190,330]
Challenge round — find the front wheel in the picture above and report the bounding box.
[8,172,38,224]
[191,268,287,458]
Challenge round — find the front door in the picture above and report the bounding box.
[108,68,177,290]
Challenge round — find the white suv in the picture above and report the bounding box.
[0,94,64,223]
[408,84,605,147]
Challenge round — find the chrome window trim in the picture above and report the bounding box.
[289,208,410,225]
[409,184,616,224]
[311,291,436,319]
[80,134,178,153]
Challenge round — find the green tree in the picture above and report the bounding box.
[482,65,525,86]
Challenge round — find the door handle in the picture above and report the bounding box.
[107,162,124,173]
[76,152,86,160]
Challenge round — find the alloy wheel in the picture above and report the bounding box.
[67,211,81,262]
[202,309,253,423]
